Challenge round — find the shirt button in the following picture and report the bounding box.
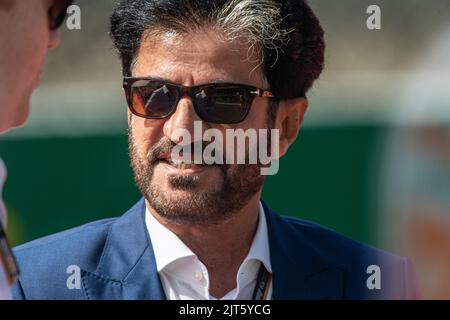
[194,271,203,281]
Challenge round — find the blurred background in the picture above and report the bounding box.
[0,0,449,299]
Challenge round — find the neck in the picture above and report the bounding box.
[147,195,261,298]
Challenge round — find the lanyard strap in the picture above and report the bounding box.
[0,223,20,286]
[251,263,271,300]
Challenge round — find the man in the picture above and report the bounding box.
[0,0,73,299]
[12,0,420,300]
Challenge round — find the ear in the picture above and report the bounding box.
[275,97,308,158]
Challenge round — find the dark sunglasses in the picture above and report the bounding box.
[0,223,19,286]
[123,77,278,124]
[48,0,74,30]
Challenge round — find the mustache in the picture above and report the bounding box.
[147,138,226,166]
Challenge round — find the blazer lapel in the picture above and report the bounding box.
[263,202,345,299]
[81,199,166,300]
[81,198,344,300]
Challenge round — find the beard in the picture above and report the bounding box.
[128,128,268,226]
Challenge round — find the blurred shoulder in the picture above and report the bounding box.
[277,214,420,299]
[281,214,402,265]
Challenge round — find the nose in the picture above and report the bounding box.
[163,97,207,144]
[48,29,61,49]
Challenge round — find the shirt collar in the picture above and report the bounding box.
[244,201,272,273]
[145,201,272,274]
[145,208,196,272]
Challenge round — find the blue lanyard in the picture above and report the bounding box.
[251,263,271,300]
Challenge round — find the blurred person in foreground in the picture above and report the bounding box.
[379,22,450,299]
[13,0,420,300]
[0,0,73,299]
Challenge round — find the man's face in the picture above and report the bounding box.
[0,0,60,133]
[129,30,272,225]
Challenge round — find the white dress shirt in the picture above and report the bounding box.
[145,202,272,300]
[0,158,12,300]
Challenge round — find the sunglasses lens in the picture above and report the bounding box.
[195,86,250,124]
[130,81,178,118]
[49,0,73,30]
[126,80,255,124]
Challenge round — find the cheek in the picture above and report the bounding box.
[131,116,167,157]
[21,6,50,62]
[27,28,50,74]
[10,18,49,96]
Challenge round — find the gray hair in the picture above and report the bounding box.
[111,0,325,99]
[140,0,293,69]
[215,0,294,65]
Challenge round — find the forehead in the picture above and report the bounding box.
[132,29,267,88]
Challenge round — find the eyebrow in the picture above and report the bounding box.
[125,76,250,87]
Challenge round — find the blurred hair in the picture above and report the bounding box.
[110,0,325,99]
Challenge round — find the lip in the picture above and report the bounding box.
[158,160,212,175]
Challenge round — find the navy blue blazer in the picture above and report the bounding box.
[12,199,420,299]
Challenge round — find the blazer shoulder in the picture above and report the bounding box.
[12,199,147,300]
[12,217,117,299]
[14,217,116,255]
